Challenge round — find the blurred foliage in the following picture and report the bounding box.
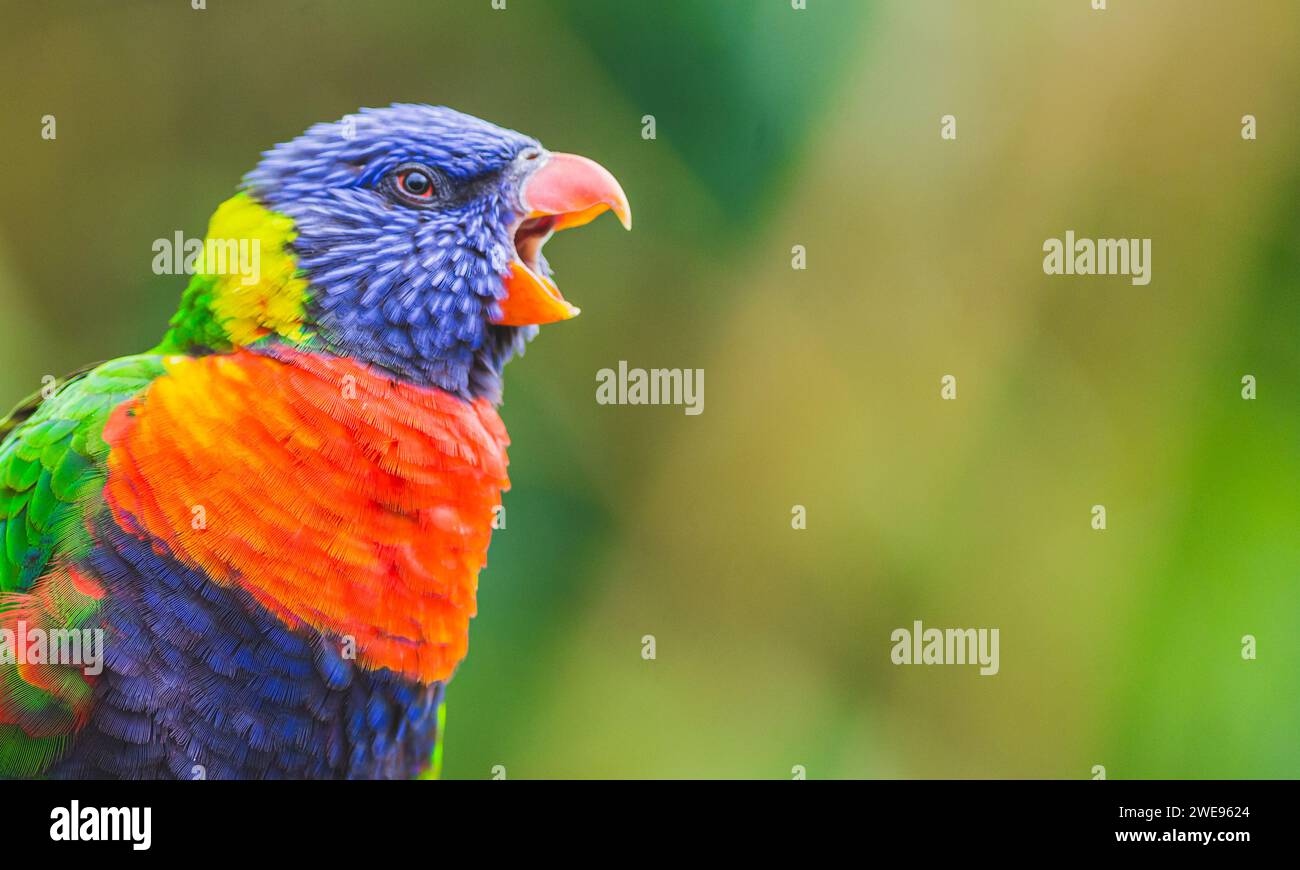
[554,0,870,222]
[0,0,1297,778]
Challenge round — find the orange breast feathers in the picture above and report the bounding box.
[101,349,510,684]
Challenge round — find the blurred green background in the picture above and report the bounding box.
[1,0,1297,778]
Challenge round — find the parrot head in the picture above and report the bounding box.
[168,104,630,400]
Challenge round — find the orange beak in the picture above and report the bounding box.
[492,152,632,326]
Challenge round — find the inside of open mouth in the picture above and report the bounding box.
[513,215,557,274]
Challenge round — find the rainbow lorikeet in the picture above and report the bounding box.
[0,105,630,779]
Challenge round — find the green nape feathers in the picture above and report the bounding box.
[157,193,312,355]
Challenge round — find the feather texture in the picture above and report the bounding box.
[0,104,589,778]
[103,348,510,684]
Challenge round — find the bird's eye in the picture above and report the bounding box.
[391,163,440,205]
[399,170,432,197]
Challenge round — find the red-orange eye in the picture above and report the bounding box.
[398,168,434,199]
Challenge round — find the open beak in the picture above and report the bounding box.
[493,152,632,326]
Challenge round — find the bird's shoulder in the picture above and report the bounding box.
[0,354,168,593]
[0,354,167,777]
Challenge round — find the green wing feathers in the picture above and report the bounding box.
[0,355,165,776]
[0,356,163,592]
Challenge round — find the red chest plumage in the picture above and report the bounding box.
[102,348,510,684]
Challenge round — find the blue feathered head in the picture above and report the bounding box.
[242,104,630,400]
